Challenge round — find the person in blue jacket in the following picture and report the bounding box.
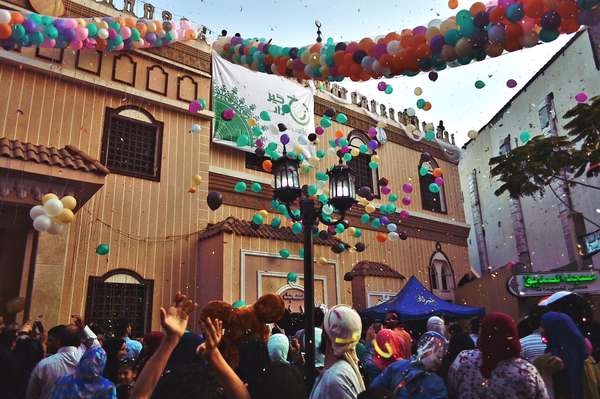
[369,331,448,399]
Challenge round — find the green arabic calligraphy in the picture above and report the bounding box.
[523,273,597,288]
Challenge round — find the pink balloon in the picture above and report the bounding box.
[399,210,410,220]
[76,27,88,41]
[69,40,83,50]
[381,185,391,195]
[121,26,132,40]
[41,39,56,48]
[84,38,96,49]
[402,183,413,193]
[402,196,411,206]
[575,92,588,103]
[434,177,445,186]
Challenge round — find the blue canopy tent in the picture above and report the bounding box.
[363,276,485,320]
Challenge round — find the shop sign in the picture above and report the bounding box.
[507,271,600,297]
[582,229,600,256]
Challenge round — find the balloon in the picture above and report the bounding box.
[287,272,298,283]
[414,87,423,96]
[43,198,63,217]
[252,213,264,225]
[388,232,399,241]
[355,242,366,252]
[387,223,398,232]
[292,222,303,234]
[399,232,408,240]
[376,232,388,243]
[271,217,282,228]
[232,300,246,308]
[55,208,74,224]
[236,134,250,147]
[30,205,46,220]
[259,111,270,121]
[506,79,518,88]
[207,191,223,210]
[47,222,64,235]
[575,92,588,103]
[520,130,532,143]
[433,168,443,177]
[377,81,387,91]
[42,193,58,204]
[402,196,412,206]
[429,183,441,193]
[279,249,290,258]
[474,80,485,89]
[59,196,77,210]
[221,108,235,121]
[468,130,478,139]
[234,182,247,192]
[251,182,262,193]
[191,124,201,134]
[335,113,348,124]
[192,175,203,186]
[96,243,109,255]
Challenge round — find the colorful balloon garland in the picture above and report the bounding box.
[212,0,600,81]
[0,8,199,51]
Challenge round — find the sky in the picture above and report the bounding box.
[141,0,573,146]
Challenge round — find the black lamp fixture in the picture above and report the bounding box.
[271,145,356,385]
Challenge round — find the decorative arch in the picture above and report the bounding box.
[99,268,146,284]
[418,154,447,213]
[177,75,198,102]
[347,130,380,197]
[146,65,168,96]
[428,242,455,291]
[112,54,137,86]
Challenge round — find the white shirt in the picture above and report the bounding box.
[309,360,363,399]
[26,326,99,399]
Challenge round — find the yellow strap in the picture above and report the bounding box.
[334,332,360,344]
[372,339,394,359]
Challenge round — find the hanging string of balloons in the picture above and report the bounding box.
[0,8,199,51]
[212,0,600,81]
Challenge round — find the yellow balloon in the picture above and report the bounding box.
[60,196,77,210]
[376,121,386,128]
[365,203,376,214]
[42,193,58,204]
[414,87,423,96]
[55,208,74,224]
[318,257,328,264]
[357,197,369,206]
[248,118,257,126]
[350,148,360,157]
[372,155,381,163]
[348,227,356,236]
[192,174,203,186]
[259,209,269,218]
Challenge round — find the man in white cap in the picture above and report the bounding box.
[309,305,365,399]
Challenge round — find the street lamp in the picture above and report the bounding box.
[271,148,356,384]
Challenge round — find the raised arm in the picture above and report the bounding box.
[198,317,251,399]
[131,292,197,399]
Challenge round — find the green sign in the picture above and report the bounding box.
[523,273,598,289]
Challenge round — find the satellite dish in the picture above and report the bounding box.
[29,0,65,17]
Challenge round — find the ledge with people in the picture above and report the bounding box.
[0,283,599,399]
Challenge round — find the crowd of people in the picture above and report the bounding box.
[1,291,599,399]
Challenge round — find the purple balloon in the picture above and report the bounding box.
[487,24,506,44]
[23,20,36,33]
[108,29,117,40]
[280,133,290,145]
[578,10,599,26]
[541,11,561,30]
[380,216,390,225]
[402,183,413,193]
[412,26,427,37]
[145,32,157,44]
[377,81,387,91]
[473,11,490,28]
[402,196,411,206]
[399,210,410,220]
[372,43,387,59]
[506,79,517,88]
[434,177,445,186]
[62,28,76,42]
[430,35,445,53]
[368,127,378,137]
[340,146,350,154]
[368,140,379,150]
[255,138,264,148]
[327,225,336,234]
[470,30,488,46]
[231,36,243,45]
[315,127,325,135]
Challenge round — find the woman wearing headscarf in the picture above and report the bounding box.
[310,305,366,399]
[448,312,548,399]
[363,329,408,383]
[370,331,448,399]
[537,312,590,399]
[268,333,290,363]
[427,316,446,337]
[50,346,116,399]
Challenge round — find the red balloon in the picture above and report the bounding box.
[524,0,545,18]
[560,17,580,33]
[557,0,578,18]
[490,6,507,23]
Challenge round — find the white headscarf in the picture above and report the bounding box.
[426,316,446,336]
[323,305,366,392]
[267,333,289,363]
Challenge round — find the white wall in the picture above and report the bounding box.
[460,31,600,275]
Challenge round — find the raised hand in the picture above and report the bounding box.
[160,291,198,338]
[198,317,223,356]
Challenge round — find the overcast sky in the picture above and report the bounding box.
[143,0,573,145]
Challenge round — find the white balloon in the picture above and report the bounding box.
[386,40,401,55]
[468,130,478,139]
[43,198,64,217]
[388,231,399,241]
[406,108,416,117]
[0,10,11,24]
[97,28,109,40]
[29,205,46,220]
[297,135,308,146]
[387,223,398,233]
[191,124,202,134]
[428,19,442,28]
[47,222,64,235]
[33,215,52,232]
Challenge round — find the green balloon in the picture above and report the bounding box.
[369,161,379,170]
[384,85,393,94]
[520,131,531,143]
[444,29,461,45]
[29,32,44,45]
[232,300,246,308]
[343,153,352,162]
[260,111,271,121]
[320,116,332,128]
[316,149,326,159]
[28,13,42,25]
[419,166,429,176]
[359,144,369,154]
[236,134,250,147]
[298,249,304,259]
[335,223,345,234]
[12,25,26,40]
[282,104,291,114]
[266,142,278,152]
[96,244,109,255]
[389,194,398,202]
[87,24,98,38]
[417,99,426,109]
[292,222,303,234]
[371,218,381,229]
[335,113,348,124]
[307,185,318,196]
[360,214,370,224]
[475,80,485,89]
[271,217,282,228]
[429,183,441,193]
[234,181,247,192]
[41,15,53,26]
[44,25,58,39]
[287,271,298,282]
[279,249,290,258]
[387,204,397,213]
[252,214,264,225]
[539,29,559,43]
[316,172,328,181]
[425,131,436,141]
[339,138,348,147]
[131,28,141,41]
[354,228,362,238]
[251,182,262,193]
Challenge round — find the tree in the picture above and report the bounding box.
[489,95,600,199]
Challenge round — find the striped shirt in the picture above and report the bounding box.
[520,331,547,363]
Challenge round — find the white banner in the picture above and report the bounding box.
[212,51,315,156]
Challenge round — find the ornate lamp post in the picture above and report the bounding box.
[271,149,356,383]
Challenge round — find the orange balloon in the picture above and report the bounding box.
[423,102,432,111]
[376,233,388,243]
[0,24,11,40]
[469,2,486,15]
[433,168,443,177]
[335,130,344,138]
[126,17,137,27]
[262,160,272,172]
[310,43,322,53]
[136,22,147,37]
[448,0,459,9]
[96,39,108,51]
[188,187,197,194]
[490,6,507,23]
[11,12,24,25]
[485,42,504,57]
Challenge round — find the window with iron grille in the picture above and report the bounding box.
[347,131,379,197]
[419,155,447,213]
[101,106,163,181]
[85,269,153,338]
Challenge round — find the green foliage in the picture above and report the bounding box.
[489,96,600,198]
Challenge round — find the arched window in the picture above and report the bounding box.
[101,106,164,181]
[418,154,447,213]
[429,243,455,292]
[347,130,379,197]
[85,269,153,337]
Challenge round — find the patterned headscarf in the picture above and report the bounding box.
[51,346,116,399]
[323,305,366,392]
[414,331,448,371]
[426,316,446,336]
[268,333,290,363]
[372,329,408,371]
[479,312,521,378]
